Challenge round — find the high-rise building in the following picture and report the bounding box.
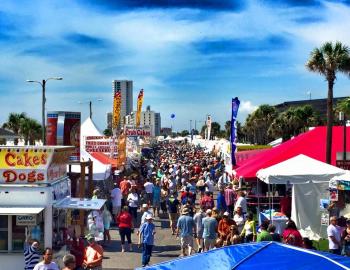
[125,106,161,136]
[112,80,133,126]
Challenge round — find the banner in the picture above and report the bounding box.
[125,126,151,137]
[112,89,121,130]
[136,89,144,127]
[117,134,127,167]
[231,97,240,167]
[206,115,212,140]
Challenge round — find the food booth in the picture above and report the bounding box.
[0,146,106,269]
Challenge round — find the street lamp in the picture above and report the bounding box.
[78,99,102,119]
[26,77,63,145]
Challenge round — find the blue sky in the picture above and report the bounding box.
[1,0,350,132]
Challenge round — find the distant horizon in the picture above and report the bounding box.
[1,0,350,131]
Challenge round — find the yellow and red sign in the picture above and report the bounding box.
[112,89,121,130]
[136,89,144,127]
[0,147,72,184]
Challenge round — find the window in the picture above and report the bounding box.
[12,216,25,251]
[0,216,8,251]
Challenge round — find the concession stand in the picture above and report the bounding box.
[0,146,105,269]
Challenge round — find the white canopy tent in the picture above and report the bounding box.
[257,154,346,240]
[69,118,111,180]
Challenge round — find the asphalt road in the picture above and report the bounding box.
[102,212,182,270]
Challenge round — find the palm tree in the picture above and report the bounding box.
[306,41,350,164]
[2,112,27,134]
[20,118,42,144]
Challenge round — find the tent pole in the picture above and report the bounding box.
[257,178,260,225]
[268,184,272,222]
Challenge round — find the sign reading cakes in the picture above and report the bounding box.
[0,146,73,184]
[125,126,151,137]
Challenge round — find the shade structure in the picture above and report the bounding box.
[0,206,44,215]
[235,126,350,180]
[256,154,346,184]
[138,242,350,270]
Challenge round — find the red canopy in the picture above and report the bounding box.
[235,126,350,180]
[90,152,118,167]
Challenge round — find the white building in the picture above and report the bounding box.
[112,80,133,126]
[125,106,161,136]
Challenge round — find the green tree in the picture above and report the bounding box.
[306,41,350,164]
[20,118,42,144]
[103,128,112,136]
[225,120,231,139]
[180,130,189,137]
[336,98,350,117]
[2,112,27,134]
[211,122,221,138]
[243,105,277,144]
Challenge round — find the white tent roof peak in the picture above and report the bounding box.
[256,154,346,184]
[81,117,102,138]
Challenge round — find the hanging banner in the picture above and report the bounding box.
[112,89,121,130]
[231,97,240,167]
[206,115,212,140]
[117,134,127,167]
[136,89,144,127]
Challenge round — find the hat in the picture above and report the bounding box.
[142,204,148,208]
[223,211,230,216]
[86,234,95,241]
[182,208,189,215]
[145,214,154,220]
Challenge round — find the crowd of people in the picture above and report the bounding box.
[23,141,350,269]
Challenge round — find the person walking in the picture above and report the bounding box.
[62,254,76,270]
[167,191,180,235]
[110,182,122,220]
[141,204,153,225]
[193,207,205,253]
[234,191,247,216]
[83,234,103,270]
[327,216,342,255]
[144,178,155,205]
[117,206,133,252]
[152,179,161,217]
[342,219,350,256]
[24,238,40,270]
[176,208,195,256]
[102,206,113,244]
[216,188,227,214]
[224,183,235,217]
[138,214,156,267]
[127,186,139,227]
[33,248,59,270]
[202,209,218,251]
[233,206,245,234]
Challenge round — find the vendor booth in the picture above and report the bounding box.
[0,146,106,269]
[256,154,346,240]
[137,242,350,270]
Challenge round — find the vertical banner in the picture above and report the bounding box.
[117,133,127,167]
[136,89,144,127]
[231,97,240,167]
[206,115,212,140]
[112,89,121,130]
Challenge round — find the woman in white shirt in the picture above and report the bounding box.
[233,206,245,233]
[127,186,139,226]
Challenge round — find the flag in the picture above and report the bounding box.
[231,97,240,167]
[112,89,121,130]
[117,133,127,167]
[136,89,144,127]
[206,115,212,140]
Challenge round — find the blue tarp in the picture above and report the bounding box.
[136,242,350,270]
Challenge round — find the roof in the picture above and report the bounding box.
[138,242,350,270]
[257,154,346,184]
[235,126,350,180]
[0,128,19,138]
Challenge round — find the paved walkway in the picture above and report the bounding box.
[102,213,182,270]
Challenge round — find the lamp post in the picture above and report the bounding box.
[26,77,63,145]
[339,112,347,164]
[78,99,102,119]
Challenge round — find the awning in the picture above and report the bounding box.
[0,207,44,215]
[54,197,106,210]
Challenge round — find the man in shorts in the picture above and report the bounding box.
[202,209,218,251]
[110,183,122,220]
[176,208,195,256]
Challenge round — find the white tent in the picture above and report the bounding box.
[256,154,346,240]
[69,118,111,181]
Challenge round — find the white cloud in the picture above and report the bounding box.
[240,100,258,113]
